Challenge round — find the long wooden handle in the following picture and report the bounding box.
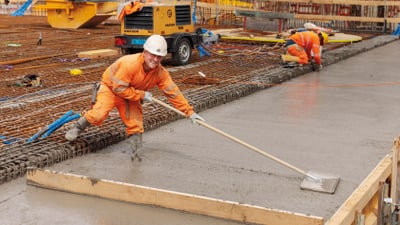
[152,97,307,176]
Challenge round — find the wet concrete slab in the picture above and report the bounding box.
[1,38,400,224]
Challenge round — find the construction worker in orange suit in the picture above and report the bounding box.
[117,0,144,22]
[281,30,328,70]
[65,34,205,160]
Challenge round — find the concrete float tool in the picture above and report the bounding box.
[152,97,340,194]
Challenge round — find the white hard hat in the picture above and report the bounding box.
[143,34,168,56]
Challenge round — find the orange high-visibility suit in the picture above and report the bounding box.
[117,1,144,22]
[286,31,322,65]
[85,53,195,135]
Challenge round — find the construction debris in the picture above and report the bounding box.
[8,74,42,87]
[78,49,119,59]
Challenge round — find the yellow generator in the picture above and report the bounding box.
[114,3,203,66]
[33,0,118,29]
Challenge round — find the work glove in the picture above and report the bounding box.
[310,61,320,72]
[189,113,205,124]
[314,64,323,72]
[143,91,152,102]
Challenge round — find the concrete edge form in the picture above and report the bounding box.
[326,137,400,225]
[25,135,400,225]
[327,154,391,225]
[26,168,324,225]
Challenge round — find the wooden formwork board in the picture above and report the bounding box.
[78,49,119,59]
[215,28,362,43]
[326,153,393,225]
[294,14,400,24]
[234,3,400,23]
[26,168,324,225]
[264,0,400,6]
[25,137,400,225]
[391,138,400,209]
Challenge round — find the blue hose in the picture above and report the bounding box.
[0,135,20,145]
[27,110,79,143]
[46,110,74,130]
[41,113,81,139]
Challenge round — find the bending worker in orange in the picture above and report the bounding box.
[117,0,144,22]
[281,30,328,70]
[65,34,205,160]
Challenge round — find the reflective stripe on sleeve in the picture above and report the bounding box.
[109,63,130,93]
[163,83,182,99]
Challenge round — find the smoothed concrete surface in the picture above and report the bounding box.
[1,38,400,224]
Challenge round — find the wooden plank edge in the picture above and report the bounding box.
[294,14,400,23]
[198,1,400,8]
[390,137,400,208]
[325,153,392,225]
[263,0,400,6]
[220,36,361,44]
[26,168,324,225]
[220,36,286,43]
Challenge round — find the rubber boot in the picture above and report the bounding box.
[281,54,300,63]
[129,133,143,162]
[65,116,90,141]
[310,61,320,72]
[280,54,300,68]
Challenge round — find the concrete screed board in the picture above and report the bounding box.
[1,39,400,224]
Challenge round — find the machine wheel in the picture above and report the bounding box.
[171,38,192,66]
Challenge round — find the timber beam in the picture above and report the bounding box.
[265,0,400,6]
[26,168,324,225]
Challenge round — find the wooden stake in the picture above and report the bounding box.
[391,137,400,208]
[325,154,392,225]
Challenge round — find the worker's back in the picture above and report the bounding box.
[290,31,320,51]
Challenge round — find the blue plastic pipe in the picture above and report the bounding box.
[0,135,20,145]
[41,113,81,139]
[27,110,74,143]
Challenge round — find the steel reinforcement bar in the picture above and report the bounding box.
[0,35,397,184]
